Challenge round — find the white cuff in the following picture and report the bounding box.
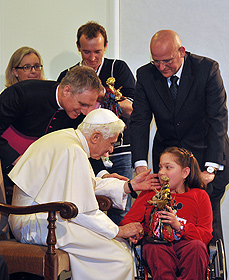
[205,162,224,171]
[96,170,109,178]
[134,160,148,169]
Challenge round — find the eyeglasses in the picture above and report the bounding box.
[151,49,180,67]
[15,64,43,72]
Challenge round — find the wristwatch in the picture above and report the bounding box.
[127,180,138,199]
[206,166,217,175]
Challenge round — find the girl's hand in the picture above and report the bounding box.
[158,205,181,231]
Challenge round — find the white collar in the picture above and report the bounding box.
[75,129,90,158]
[56,85,64,110]
[79,57,104,76]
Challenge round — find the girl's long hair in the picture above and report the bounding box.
[161,147,205,191]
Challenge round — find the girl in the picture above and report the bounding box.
[120,147,213,280]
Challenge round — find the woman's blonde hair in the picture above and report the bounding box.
[5,46,45,87]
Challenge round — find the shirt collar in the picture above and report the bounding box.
[167,59,184,85]
[56,85,64,110]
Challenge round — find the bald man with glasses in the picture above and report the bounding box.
[130,29,229,247]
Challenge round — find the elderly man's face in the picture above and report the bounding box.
[77,33,108,71]
[90,133,119,160]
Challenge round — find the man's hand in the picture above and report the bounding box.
[136,166,148,175]
[102,173,129,181]
[118,99,133,119]
[131,169,152,191]
[201,170,215,185]
[117,222,144,244]
[124,169,161,194]
[149,173,161,190]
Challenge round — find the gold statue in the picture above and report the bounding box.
[146,176,177,243]
[106,77,123,101]
[147,176,172,210]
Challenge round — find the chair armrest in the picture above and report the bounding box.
[96,195,112,211]
[1,201,78,261]
[0,202,78,220]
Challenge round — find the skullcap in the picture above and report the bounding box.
[83,108,119,124]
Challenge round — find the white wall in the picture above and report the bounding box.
[0,0,229,273]
[120,0,229,273]
[120,0,229,87]
[0,0,119,89]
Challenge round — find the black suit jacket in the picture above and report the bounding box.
[130,52,229,181]
[0,80,84,168]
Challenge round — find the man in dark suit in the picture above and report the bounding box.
[130,30,229,245]
[0,65,103,187]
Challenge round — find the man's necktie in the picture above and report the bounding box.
[169,75,178,102]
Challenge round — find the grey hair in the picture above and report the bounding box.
[78,119,125,139]
[60,65,104,95]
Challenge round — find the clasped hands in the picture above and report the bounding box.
[113,169,161,243]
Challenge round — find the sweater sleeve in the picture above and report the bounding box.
[181,190,213,245]
[120,191,150,225]
[113,60,135,100]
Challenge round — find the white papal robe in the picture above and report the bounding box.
[8,128,134,280]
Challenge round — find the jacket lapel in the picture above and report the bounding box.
[175,53,194,114]
[154,69,175,112]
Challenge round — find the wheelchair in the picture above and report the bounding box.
[133,238,227,280]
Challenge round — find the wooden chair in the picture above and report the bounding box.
[0,195,112,280]
[0,201,78,280]
[0,161,113,280]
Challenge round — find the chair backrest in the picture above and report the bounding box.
[0,161,9,239]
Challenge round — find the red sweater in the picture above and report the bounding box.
[120,188,213,245]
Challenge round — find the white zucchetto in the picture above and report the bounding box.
[83,108,119,124]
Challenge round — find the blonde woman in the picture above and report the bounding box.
[3,46,45,200]
[5,46,45,87]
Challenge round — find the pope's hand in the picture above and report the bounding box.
[117,222,143,243]
[130,169,160,192]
